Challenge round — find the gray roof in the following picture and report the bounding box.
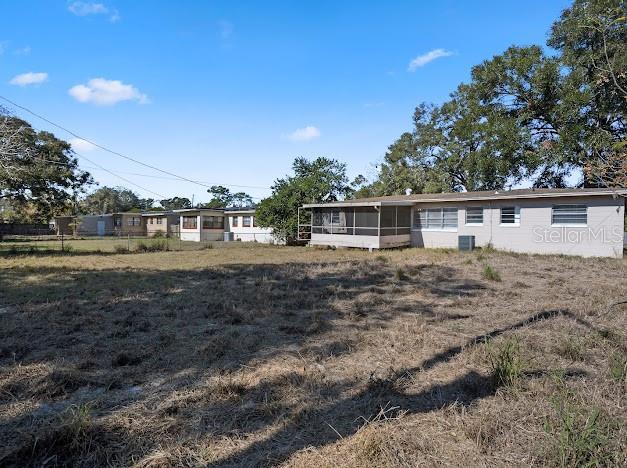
[302,187,627,208]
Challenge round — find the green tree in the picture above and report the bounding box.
[255,157,353,242]
[202,185,254,208]
[81,186,141,214]
[160,196,192,210]
[0,110,92,222]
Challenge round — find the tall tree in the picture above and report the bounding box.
[0,109,92,221]
[203,185,254,208]
[160,197,192,210]
[255,157,353,242]
[81,186,142,214]
[549,0,626,188]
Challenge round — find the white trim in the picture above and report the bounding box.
[464,223,484,227]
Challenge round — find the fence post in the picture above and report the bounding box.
[61,232,64,252]
[127,234,130,251]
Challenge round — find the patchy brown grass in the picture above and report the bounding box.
[0,243,625,466]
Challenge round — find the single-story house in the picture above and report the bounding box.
[74,214,115,236]
[142,211,180,237]
[175,207,278,243]
[301,187,626,258]
[176,208,227,242]
[112,213,144,236]
[224,208,275,243]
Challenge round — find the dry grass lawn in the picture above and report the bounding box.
[0,243,625,467]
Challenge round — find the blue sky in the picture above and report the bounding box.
[1,0,571,203]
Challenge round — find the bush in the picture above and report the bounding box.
[134,239,169,253]
[482,264,502,282]
[201,243,214,250]
[488,338,522,387]
[114,245,129,254]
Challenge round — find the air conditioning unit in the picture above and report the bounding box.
[458,235,475,251]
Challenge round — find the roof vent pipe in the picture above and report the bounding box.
[405,188,412,196]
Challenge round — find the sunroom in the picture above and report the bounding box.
[300,201,414,250]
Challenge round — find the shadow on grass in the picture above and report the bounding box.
[0,257,569,466]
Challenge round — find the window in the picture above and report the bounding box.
[243,215,251,227]
[414,208,458,230]
[202,216,224,229]
[149,218,154,225]
[380,206,412,236]
[182,216,197,229]
[114,218,122,227]
[500,207,520,225]
[127,216,141,226]
[156,217,163,225]
[232,216,238,227]
[465,207,483,225]
[552,205,587,225]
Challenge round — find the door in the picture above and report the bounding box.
[97,220,105,236]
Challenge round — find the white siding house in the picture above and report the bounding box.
[302,188,626,258]
[225,209,275,243]
[175,208,278,244]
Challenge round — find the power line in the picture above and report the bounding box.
[34,157,263,200]
[0,95,272,191]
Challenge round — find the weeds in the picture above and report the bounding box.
[555,338,586,362]
[135,239,169,253]
[608,351,626,383]
[60,403,93,450]
[488,338,522,387]
[482,264,501,282]
[545,396,617,467]
[394,267,406,281]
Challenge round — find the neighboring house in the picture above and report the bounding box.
[302,188,626,258]
[142,211,180,237]
[224,208,275,243]
[176,208,227,242]
[112,213,145,236]
[74,214,115,236]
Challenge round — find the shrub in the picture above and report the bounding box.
[488,338,522,387]
[134,239,169,253]
[201,243,214,250]
[152,230,165,238]
[482,264,501,282]
[114,245,129,254]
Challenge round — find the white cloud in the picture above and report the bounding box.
[14,46,31,56]
[285,126,321,142]
[407,48,453,71]
[68,2,120,22]
[9,72,48,86]
[68,78,149,105]
[69,138,96,152]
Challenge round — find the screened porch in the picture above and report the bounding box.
[301,203,413,250]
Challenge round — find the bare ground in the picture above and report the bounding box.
[0,244,625,467]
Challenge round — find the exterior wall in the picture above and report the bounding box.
[309,233,411,249]
[226,213,275,243]
[179,211,225,242]
[75,215,114,236]
[310,233,381,249]
[114,214,145,236]
[145,215,179,237]
[410,196,624,258]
